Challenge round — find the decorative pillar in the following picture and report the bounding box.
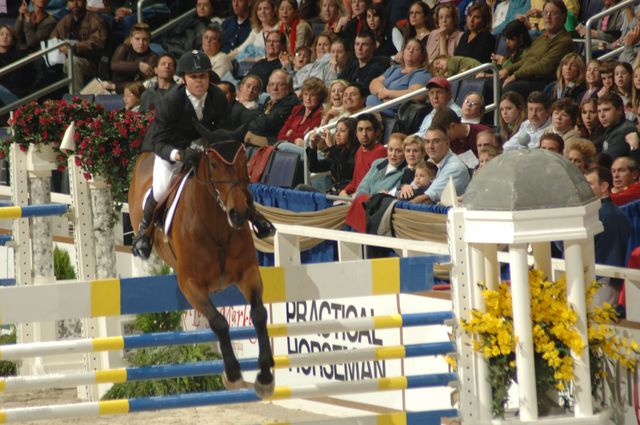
[565,240,593,417]
[532,242,552,279]
[482,244,499,290]
[88,178,116,279]
[509,243,538,421]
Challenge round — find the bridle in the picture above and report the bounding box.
[195,144,249,213]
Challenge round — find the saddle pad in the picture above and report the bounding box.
[164,169,193,236]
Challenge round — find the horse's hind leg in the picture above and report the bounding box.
[181,282,243,389]
[249,287,275,398]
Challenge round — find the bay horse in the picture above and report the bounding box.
[128,123,274,397]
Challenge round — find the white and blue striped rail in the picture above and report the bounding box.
[0,374,457,423]
[0,311,453,360]
[0,256,449,325]
[0,342,455,392]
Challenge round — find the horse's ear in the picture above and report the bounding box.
[192,118,217,145]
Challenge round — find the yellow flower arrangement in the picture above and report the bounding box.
[458,269,638,417]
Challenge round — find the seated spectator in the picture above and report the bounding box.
[221,0,251,53]
[338,0,367,47]
[307,117,359,195]
[614,61,633,116]
[454,2,494,63]
[543,98,581,150]
[228,0,279,63]
[414,76,462,137]
[498,91,526,141]
[610,156,640,205]
[585,167,630,306]
[546,53,586,102]
[123,81,144,111]
[109,1,171,46]
[565,138,596,172]
[503,91,552,150]
[277,77,326,148]
[366,2,397,57]
[162,0,215,58]
[339,113,387,196]
[426,4,463,64]
[580,59,602,103]
[0,26,29,104]
[140,53,177,112]
[366,38,429,117]
[15,0,57,52]
[244,69,299,146]
[49,0,108,93]
[322,83,368,125]
[576,0,623,43]
[338,31,389,97]
[397,160,437,200]
[312,31,334,61]
[101,23,158,94]
[499,0,576,98]
[476,129,503,152]
[217,81,236,105]
[411,125,471,203]
[249,30,286,89]
[355,133,407,196]
[492,0,531,35]
[202,26,232,79]
[321,79,348,124]
[320,0,347,34]
[287,46,312,90]
[431,54,480,78]
[577,98,605,150]
[539,132,564,154]
[432,107,490,156]
[277,0,313,56]
[598,60,616,98]
[490,20,531,71]
[519,0,579,34]
[392,1,433,59]
[298,0,319,21]
[231,74,262,126]
[394,134,427,199]
[598,92,640,161]
[476,145,499,172]
[460,91,485,124]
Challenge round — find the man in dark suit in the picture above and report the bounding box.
[133,50,273,259]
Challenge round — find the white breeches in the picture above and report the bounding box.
[152,155,182,203]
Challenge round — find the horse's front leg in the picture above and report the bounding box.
[249,286,275,397]
[179,279,244,389]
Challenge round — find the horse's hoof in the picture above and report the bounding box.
[254,378,275,399]
[223,371,245,390]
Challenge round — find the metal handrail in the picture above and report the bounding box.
[585,0,636,63]
[137,0,145,23]
[151,8,196,39]
[301,62,501,184]
[598,45,625,61]
[0,41,74,117]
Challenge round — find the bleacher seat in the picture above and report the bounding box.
[95,94,125,112]
[260,149,302,188]
[455,78,493,109]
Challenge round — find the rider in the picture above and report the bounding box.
[133,50,275,259]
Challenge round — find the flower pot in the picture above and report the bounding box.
[25,144,57,174]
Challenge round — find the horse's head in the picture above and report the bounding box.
[193,121,251,230]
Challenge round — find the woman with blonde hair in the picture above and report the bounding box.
[546,52,586,102]
[565,138,597,173]
[228,0,279,62]
[322,79,349,122]
[278,77,327,146]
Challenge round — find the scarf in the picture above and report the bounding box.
[280,17,300,55]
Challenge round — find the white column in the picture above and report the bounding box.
[470,243,492,421]
[565,240,593,417]
[509,243,538,421]
[482,244,499,290]
[532,242,551,279]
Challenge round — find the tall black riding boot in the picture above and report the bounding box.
[132,193,157,259]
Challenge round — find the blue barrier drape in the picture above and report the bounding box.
[619,199,640,264]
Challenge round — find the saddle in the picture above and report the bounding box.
[144,167,194,241]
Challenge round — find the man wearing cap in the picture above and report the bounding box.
[413,77,462,138]
[133,50,272,259]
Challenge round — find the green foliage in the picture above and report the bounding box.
[0,327,17,376]
[134,311,183,334]
[53,247,76,280]
[102,345,223,399]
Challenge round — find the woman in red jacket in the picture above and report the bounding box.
[277,77,326,147]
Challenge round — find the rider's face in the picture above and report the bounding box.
[185,72,210,98]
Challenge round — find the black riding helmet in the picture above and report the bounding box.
[176,50,212,77]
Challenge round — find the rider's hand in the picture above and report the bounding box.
[181,148,201,169]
